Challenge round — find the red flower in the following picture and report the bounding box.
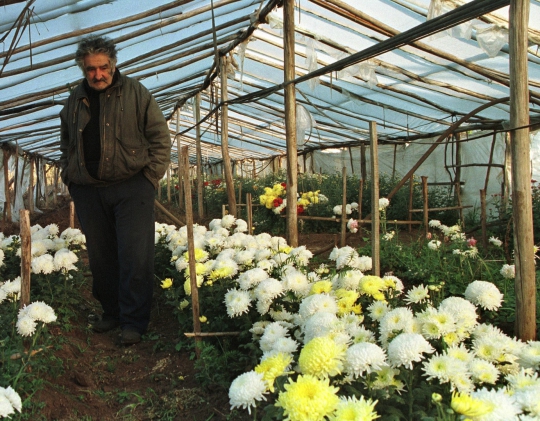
[175,185,179,190]
[204,181,209,187]
[212,179,222,186]
[273,197,283,207]
[297,205,304,214]
[281,182,287,188]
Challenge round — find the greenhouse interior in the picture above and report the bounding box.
[1,0,540,420]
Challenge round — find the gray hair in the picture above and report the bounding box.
[75,35,118,72]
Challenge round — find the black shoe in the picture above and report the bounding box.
[91,319,120,333]
[121,329,141,345]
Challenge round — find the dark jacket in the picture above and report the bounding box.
[59,71,171,189]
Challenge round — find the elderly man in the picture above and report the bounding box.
[59,35,171,345]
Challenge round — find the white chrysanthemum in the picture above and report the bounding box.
[367,301,390,322]
[0,248,4,266]
[348,325,375,344]
[20,301,57,323]
[16,315,37,337]
[224,289,252,317]
[270,337,299,355]
[272,252,290,266]
[254,248,272,262]
[336,269,363,290]
[256,299,271,315]
[469,358,499,384]
[0,386,22,413]
[60,228,86,245]
[514,387,540,417]
[429,220,441,228]
[489,236,503,247]
[427,240,441,250]
[234,219,248,233]
[30,240,50,257]
[446,343,474,363]
[303,312,339,343]
[464,280,503,311]
[0,288,7,304]
[404,284,430,304]
[289,246,313,266]
[0,235,17,250]
[439,296,478,331]
[228,371,267,414]
[257,259,275,272]
[235,249,256,266]
[422,354,467,383]
[260,322,289,352]
[221,214,236,229]
[0,394,15,418]
[53,248,79,272]
[281,269,310,297]
[237,267,269,290]
[211,258,239,278]
[353,255,373,272]
[387,333,435,369]
[2,277,21,296]
[249,321,270,338]
[345,342,387,378]
[473,335,505,363]
[379,198,390,210]
[469,387,522,421]
[299,294,338,320]
[379,307,415,345]
[383,275,404,294]
[500,264,516,279]
[518,341,540,370]
[31,254,55,275]
[254,278,284,302]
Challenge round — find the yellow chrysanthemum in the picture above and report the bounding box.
[451,392,494,417]
[310,281,333,295]
[276,374,340,421]
[160,278,173,289]
[179,299,189,310]
[182,248,209,262]
[255,352,293,392]
[329,396,379,421]
[358,276,386,297]
[209,267,235,280]
[298,336,346,378]
[272,184,285,196]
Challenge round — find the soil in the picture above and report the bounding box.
[5,198,385,421]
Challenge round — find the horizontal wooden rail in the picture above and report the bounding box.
[409,205,472,213]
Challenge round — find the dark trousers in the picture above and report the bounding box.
[69,172,155,333]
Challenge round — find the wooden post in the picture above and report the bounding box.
[408,177,414,233]
[237,182,242,219]
[246,193,253,234]
[69,201,75,228]
[358,178,364,234]
[19,209,31,308]
[220,56,237,217]
[455,133,463,223]
[195,93,204,219]
[28,157,34,214]
[340,167,347,247]
[360,143,367,182]
[509,0,535,340]
[166,167,171,204]
[284,0,298,247]
[3,149,11,223]
[53,166,59,205]
[176,110,184,209]
[369,122,380,276]
[181,146,202,357]
[480,189,487,249]
[422,176,429,237]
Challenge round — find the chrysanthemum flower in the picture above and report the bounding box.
[422,354,466,383]
[439,296,478,332]
[489,236,503,247]
[20,301,57,323]
[404,284,430,305]
[0,386,22,414]
[372,366,404,391]
[500,264,515,279]
[255,352,293,392]
[310,280,333,295]
[16,315,37,337]
[358,275,385,297]
[31,254,55,275]
[303,312,339,343]
[298,336,346,378]
[228,371,267,414]
[387,333,435,369]
[469,358,499,384]
[427,240,441,250]
[518,341,540,370]
[281,269,311,296]
[224,289,252,317]
[451,392,495,419]
[329,395,379,421]
[299,294,338,320]
[466,387,522,421]
[345,342,387,378]
[367,301,390,322]
[254,278,284,302]
[276,374,340,421]
[464,280,503,311]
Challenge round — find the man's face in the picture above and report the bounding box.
[83,53,115,90]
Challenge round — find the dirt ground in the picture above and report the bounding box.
[5,198,376,421]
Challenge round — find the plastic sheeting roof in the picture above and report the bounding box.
[1,0,540,166]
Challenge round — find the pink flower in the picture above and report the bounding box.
[467,237,477,247]
[426,232,432,240]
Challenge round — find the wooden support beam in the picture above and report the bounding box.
[369,121,380,276]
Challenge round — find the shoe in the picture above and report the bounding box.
[91,318,120,333]
[121,329,141,345]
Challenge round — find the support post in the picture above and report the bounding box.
[480,189,487,249]
[422,176,429,237]
[19,209,31,308]
[369,122,380,276]
[69,201,75,228]
[284,0,298,247]
[340,167,347,247]
[509,0,535,340]
[220,57,237,217]
[195,93,204,219]
[246,193,253,234]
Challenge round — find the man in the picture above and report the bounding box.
[59,35,171,345]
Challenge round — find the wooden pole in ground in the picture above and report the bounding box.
[53,166,58,206]
[422,176,429,237]
[509,0,535,340]
[246,193,253,234]
[358,178,364,234]
[195,93,204,219]
[181,146,202,357]
[220,56,237,217]
[408,177,414,233]
[284,0,298,247]
[28,157,34,214]
[166,167,171,204]
[237,182,242,219]
[176,110,184,209]
[480,189,487,249]
[369,122,380,276]
[69,201,75,228]
[340,167,347,247]
[3,149,11,223]
[19,209,31,308]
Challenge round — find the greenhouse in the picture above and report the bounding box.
[1,0,540,420]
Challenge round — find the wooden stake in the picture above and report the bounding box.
[408,177,414,233]
[369,122,380,276]
[509,0,536,340]
[220,57,237,217]
[340,167,347,247]
[246,193,253,234]
[181,146,202,357]
[195,93,204,219]
[69,201,75,229]
[3,149,11,223]
[480,189,487,249]
[28,157,34,214]
[422,176,429,237]
[284,0,298,247]
[19,209,31,308]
